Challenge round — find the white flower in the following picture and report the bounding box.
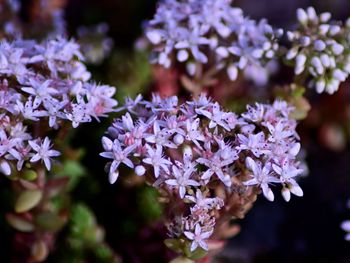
[145,0,280,82]
[244,157,279,201]
[21,79,58,107]
[143,145,172,178]
[236,132,269,158]
[28,137,60,171]
[15,98,46,121]
[197,146,236,187]
[272,158,303,179]
[196,102,230,130]
[65,102,92,128]
[145,121,177,149]
[100,94,304,243]
[186,189,224,211]
[99,138,136,177]
[184,224,213,251]
[165,165,199,198]
[185,118,205,149]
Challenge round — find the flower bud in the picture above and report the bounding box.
[289,142,301,156]
[329,25,341,36]
[300,36,311,47]
[307,7,317,21]
[0,160,11,176]
[102,136,113,151]
[320,54,331,67]
[316,79,326,93]
[314,40,326,51]
[282,187,291,202]
[297,8,308,24]
[286,31,295,41]
[227,65,238,81]
[109,171,119,184]
[173,134,184,145]
[216,47,229,58]
[319,24,330,35]
[186,62,196,76]
[320,12,331,22]
[295,54,307,75]
[290,184,303,197]
[135,165,146,176]
[286,47,298,60]
[177,50,189,62]
[333,69,347,82]
[311,57,324,75]
[332,43,344,55]
[146,31,162,45]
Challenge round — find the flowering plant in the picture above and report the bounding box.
[1,0,350,262]
[0,34,117,263]
[100,93,304,258]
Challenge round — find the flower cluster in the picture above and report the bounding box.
[286,7,350,94]
[0,37,118,176]
[144,0,281,81]
[100,94,303,253]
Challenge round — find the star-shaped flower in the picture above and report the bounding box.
[184,224,213,251]
[29,137,60,171]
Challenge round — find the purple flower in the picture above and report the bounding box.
[197,145,237,187]
[186,189,224,211]
[28,137,60,171]
[196,102,231,130]
[21,79,58,107]
[165,164,200,198]
[143,145,172,178]
[236,132,269,157]
[244,157,279,201]
[145,121,177,149]
[99,137,136,178]
[185,118,205,149]
[184,224,213,251]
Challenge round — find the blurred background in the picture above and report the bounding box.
[1,0,350,262]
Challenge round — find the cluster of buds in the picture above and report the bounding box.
[144,0,281,82]
[0,37,117,175]
[286,7,350,94]
[100,94,303,257]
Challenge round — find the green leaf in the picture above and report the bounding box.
[6,213,34,232]
[56,160,86,190]
[94,244,116,262]
[31,241,48,262]
[46,177,69,198]
[137,186,163,222]
[15,190,43,213]
[164,239,183,253]
[184,243,207,260]
[291,85,306,98]
[35,212,65,232]
[22,170,38,181]
[170,257,194,263]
